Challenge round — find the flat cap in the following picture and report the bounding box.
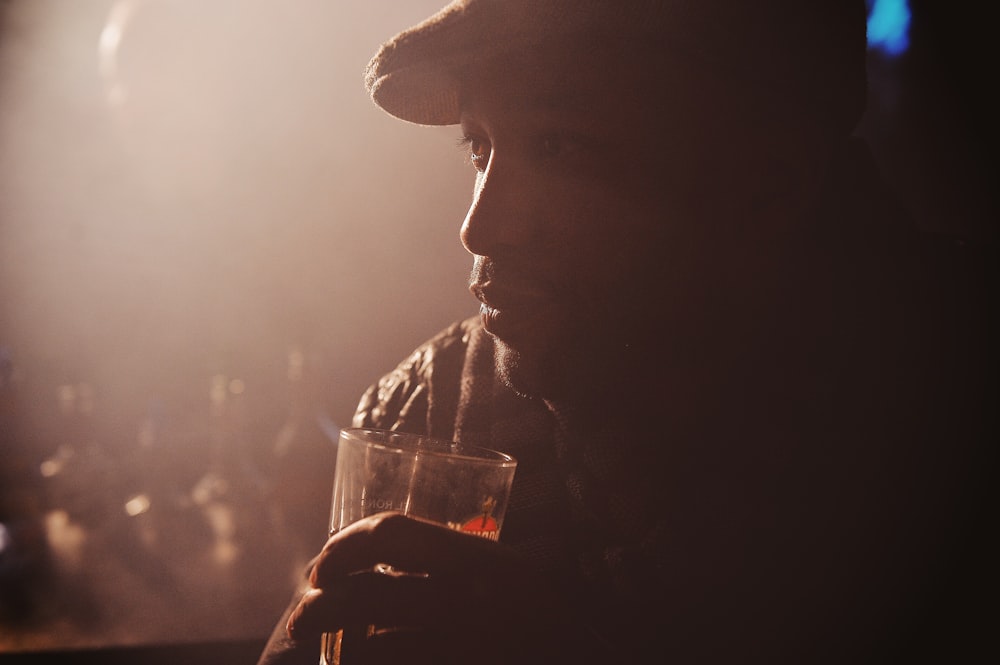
[364,0,868,133]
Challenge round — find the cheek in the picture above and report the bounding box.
[533,163,674,291]
[564,196,666,296]
[548,191,626,257]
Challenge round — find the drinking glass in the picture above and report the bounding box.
[320,427,517,665]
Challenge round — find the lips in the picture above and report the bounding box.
[471,274,557,342]
[472,287,537,340]
[468,255,567,340]
[478,302,510,339]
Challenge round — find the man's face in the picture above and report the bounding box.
[456,45,753,401]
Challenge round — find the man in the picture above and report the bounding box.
[258,1,992,663]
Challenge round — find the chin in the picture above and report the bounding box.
[493,333,585,402]
[493,316,653,406]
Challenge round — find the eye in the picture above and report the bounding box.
[458,133,492,172]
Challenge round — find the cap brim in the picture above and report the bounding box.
[364,2,468,125]
[363,1,587,126]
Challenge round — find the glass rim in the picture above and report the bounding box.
[338,426,517,467]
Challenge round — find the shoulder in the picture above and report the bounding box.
[351,317,483,434]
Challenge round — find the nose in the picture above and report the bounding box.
[459,157,537,257]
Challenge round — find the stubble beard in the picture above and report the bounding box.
[493,336,561,401]
[490,314,639,406]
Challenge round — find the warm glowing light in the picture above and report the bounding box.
[124,493,151,516]
[192,472,229,505]
[98,1,136,106]
[204,502,239,566]
[40,445,74,477]
[99,23,122,54]
[210,374,228,405]
[229,378,246,395]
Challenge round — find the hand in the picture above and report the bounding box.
[285,511,596,664]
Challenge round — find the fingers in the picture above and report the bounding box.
[310,512,510,586]
[289,565,482,638]
[288,511,574,658]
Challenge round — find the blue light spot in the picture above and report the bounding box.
[867,0,911,56]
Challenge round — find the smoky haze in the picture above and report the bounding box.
[0,0,479,649]
[0,0,476,430]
